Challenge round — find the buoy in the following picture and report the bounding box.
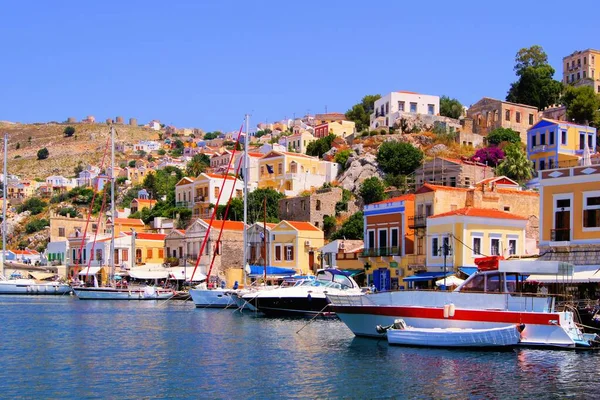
[443,304,450,318]
[448,303,456,317]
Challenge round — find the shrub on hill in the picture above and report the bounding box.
[26,218,49,234]
[377,141,423,176]
[37,147,49,160]
[17,197,47,215]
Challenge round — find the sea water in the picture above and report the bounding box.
[1,296,599,399]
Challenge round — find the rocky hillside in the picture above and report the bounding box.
[0,122,161,179]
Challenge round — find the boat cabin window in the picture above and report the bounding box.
[460,274,485,292]
[486,274,502,293]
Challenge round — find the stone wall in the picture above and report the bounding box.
[538,245,600,266]
[279,187,357,229]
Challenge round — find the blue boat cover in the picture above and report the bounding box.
[403,272,453,282]
[248,265,296,277]
[459,267,478,276]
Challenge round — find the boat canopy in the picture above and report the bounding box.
[78,267,102,275]
[168,268,207,281]
[403,272,452,282]
[28,271,56,280]
[527,269,600,284]
[128,269,169,280]
[248,265,296,277]
[498,260,574,275]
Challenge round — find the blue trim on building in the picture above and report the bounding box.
[364,206,405,216]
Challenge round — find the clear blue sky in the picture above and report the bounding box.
[1,0,597,132]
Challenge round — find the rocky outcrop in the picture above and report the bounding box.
[427,144,449,156]
[338,152,385,193]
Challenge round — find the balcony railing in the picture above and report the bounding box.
[175,201,190,208]
[408,214,428,229]
[361,247,400,257]
[194,196,206,203]
[531,144,547,152]
[551,228,570,242]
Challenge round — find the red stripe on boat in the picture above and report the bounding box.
[332,306,558,325]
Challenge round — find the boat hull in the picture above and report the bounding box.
[0,280,72,295]
[189,288,235,308]
[246,295,331,317]
[74,287,174,300]
[386,325,521,348]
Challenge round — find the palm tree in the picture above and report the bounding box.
[496,144,534,183]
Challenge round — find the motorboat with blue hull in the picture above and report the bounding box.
[244,269,363,317]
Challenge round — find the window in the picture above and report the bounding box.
[577,72,581,80]
[583,193,600,229]
[508,239,517,255]
[531,135,536,148]
[278,163,283,174]
[95,249,102,262]
[539,159,545,170]
[490,238,500,256]
[398,101,405,112]
[442,237,452,256]
[472,237,481,256]
[529,114,534,125]
[465,177,471,187]
[275,245,282,261]
[425,204,433,217]
[427,104,435,115]
[450,177,456,187]
[285,245,294,261]
[432,238,439,256]
[580,133,585,150]
[58,227,65,237]
[301,200,306,211]
[549,131,554,145]
[368,230,375,249]
[378,229,387,249]
[589,134,594,149]
[214,187,220,198]
[549,158,554,169]
[122,249,129,261]
[391,228,399,250]
[147,249,153,259]
[515,112,521,123]
[316,200,321,211]
[410,102,417,113]
[561,131,567,145]
[385,102,389,114]
[504,206,510,212]
[540,133,546,145]
[505,110,511,121]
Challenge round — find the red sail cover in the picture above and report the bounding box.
[474,256,504,271]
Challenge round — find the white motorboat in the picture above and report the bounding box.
[380,318,522,348]
[189,285,235,308]
[73,285,174,300]
[327,259,599,348]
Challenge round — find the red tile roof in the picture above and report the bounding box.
[370,194,415,205]
[417,183,470,193]
[202,173,239,181]
[428,207,528,220]
[201,219,245,231]
[133,198,156,205]
[248,152,264,158]
[124,232,166,240]
[283,221,321,231]
[114,218,145,226]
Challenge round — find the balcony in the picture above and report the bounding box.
[194,195,206,203]
[361,247,400,257]
[175,201,190,208]
[550,228,570,242]
[531,144,547,153]
[408,214,427,229]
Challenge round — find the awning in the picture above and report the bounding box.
[459,267,478,276]
[168,267,207,281]
[248,265,296,277]
[403,272,453,282]
[527,269,600,284]
[28,271,56,280]
[79,267,102,275]
[435,275,465,287]
[128,269,169,280]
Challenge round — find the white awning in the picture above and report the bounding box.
[168,267,207,281]
[527,269,600,284]
[128,269,169,280]
[79,267,102,275]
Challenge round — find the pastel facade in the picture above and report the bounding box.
[269,221,324,275]
[538,164,600,267]
[563,48,600,93]
[370,91,440,129]
[527,119,597,171]
[319,239,364,271]
[466,97,539,142]
[426,208,527,274]
[49,211,105,242]
[278,131,316,154]
[313,120,356,139]
[130,198,157,214]
[360,195,415,291]
[246,222,277,267]
[174,173,244,219]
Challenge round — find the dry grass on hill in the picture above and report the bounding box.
[0,122,161,179]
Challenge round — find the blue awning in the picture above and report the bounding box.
[403,272,452,282]
[248,265,296,277]
[459,267,478,276]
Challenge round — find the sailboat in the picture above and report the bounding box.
[73,127,174,300]
[0,133,72,295]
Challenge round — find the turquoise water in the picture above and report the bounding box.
[1,296,599,399]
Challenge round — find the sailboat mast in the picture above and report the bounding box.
[110,126,115,284]
[243,114,249,287]
[263,196,267,283]
[2,133,7,276]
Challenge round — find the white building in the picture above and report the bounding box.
[370,91,440,129]
[133,140,161,153]
[148,120,161,131]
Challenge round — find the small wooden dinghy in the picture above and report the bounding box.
[378,319,523,348]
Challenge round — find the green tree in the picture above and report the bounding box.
[306,134,336,158]
[359,177,385,205]
[17,197,47,215]
[37,148,49,160]
[439,96,463,119]
[506,45,562,110]
[215,198,244,221]
[128,160,136,168]
[486,127,522,146]
[25,218,49,234]
[63,126,76,137]
[157,148,167,156]
[203,131,221,140]
[334,149,352,170]
[330,211,364,240]
[186,154,210,177]
[561,85,600,127]
[495,144,534,183]
[345,94,381,132]
[68,187,95,205]
[73,161,84,176]
[247,188,285,223]
[377,141,423,176]
[323,215,337,238]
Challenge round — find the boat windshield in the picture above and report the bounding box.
[298,280,343,290]
[315,269,355,289]
[457,271,526,293]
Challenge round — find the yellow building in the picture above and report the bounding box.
[127,164,155,185]
[123,232,166,267]
[425,208,527,278]
[563,48,600,93]
[314,120,356,139]
[131,198,157,214]
[113,218,146,236]
[538,164,600,267]
[270,220,324,275]
[527,119,597,171]
[279,131,316,154]
[257,151,330,196]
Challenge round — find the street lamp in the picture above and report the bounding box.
[438,240,452,290]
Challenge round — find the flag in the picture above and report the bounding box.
[260,231,265,241]
[266,164,274,174]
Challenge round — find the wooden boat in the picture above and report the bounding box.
[379,319,523,348]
